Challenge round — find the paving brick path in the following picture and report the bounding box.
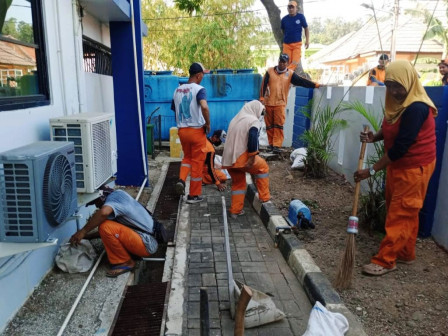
[183,186,312,336]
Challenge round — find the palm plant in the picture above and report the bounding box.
[406,0,448,59]
[341,100,386,232]
[300,100,348,178]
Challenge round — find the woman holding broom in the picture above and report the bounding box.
[354,60,437,276]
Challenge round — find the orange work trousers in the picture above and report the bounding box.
[99,220,150,265]
[227,154,270,215]
[178,127,206,196]
[283,42,302,70]
[264,105,285,147]
[203,168,228,185]
[371,160,435,269]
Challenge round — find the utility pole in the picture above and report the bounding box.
[390,0,399,61]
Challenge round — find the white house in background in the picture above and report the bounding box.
[307,13,444,85]
[0,0,148,331]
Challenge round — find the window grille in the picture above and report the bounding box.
[82,36,112,76]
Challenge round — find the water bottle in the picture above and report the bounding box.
[287,200,312,228]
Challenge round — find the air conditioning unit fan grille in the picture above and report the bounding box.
[43,153,75,226]
[0,163,35,238]
[92,120,112,190]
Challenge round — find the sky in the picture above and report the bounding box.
[254,0,446,22]
[251,0,385,22]
[5,0,32,24]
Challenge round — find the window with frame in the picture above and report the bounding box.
[83,36,112,76]
[0,0,49,111]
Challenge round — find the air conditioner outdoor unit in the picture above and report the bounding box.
[0,141,77,243]
[50,112,116,193]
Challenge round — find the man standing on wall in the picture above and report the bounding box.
[367,54,389,86]
[172,62,211,204]
[281,0,309,71]
[260,54,320,153]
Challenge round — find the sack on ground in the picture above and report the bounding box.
[290,147,307,169]
[55,240,97,274]
[152,220,168,244]
[302,301,349,336]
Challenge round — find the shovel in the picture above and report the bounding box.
[221,196,285,331]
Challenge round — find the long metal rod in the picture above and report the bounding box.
[56,250,106,336]
[221,196,235,318]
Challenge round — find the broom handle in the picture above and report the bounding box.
[352,125,370,216]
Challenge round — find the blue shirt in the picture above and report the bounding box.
[281,13,308,44]
[104,190,158,254]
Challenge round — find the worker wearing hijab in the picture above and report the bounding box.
[222,100,271,218]
[354,60,437,276]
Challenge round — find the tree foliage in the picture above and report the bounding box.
[174,0,204,15]
[309,17,362,45]
[406,0,448,58]
[1,17,33,43]
[142,0,270,74]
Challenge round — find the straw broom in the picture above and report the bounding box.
[334,125,369,290]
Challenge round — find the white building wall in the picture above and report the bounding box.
[82,11,114,114]
[0,1,115,331]
[310,86,448,250]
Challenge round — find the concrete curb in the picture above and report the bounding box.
[246,183,367,336]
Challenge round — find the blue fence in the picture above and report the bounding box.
[292,87,314,148]
[144,70,262,140]
[419,86,448,237]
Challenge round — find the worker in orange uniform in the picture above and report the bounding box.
[222,100,270,219]
[281,0,309,70]
[367,54,389,86]
[202,129,228,191]
[260,54,320,154]
[355,60,437,276]
[69,185,158,277]
[172,62,211,204]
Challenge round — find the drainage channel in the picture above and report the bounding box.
[110,162,180,336]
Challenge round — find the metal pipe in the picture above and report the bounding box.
[135,177,148,201]
[222,196,235,318]
[130,0,149,180]
[200,287,210,336]
[71,0,86,112]
[56,250,105,336]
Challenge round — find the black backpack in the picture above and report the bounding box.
[151,219,169,244]
[142,206,169,244]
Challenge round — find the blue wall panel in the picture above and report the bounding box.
[144,72,262,140]
[419,86,448,237]
[292,87,314,148]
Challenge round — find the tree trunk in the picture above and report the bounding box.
[260,0,282,48]
[260,0,309,77]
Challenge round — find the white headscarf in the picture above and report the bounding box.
[222,100,264,167]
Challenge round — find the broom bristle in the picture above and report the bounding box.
[334,234,356,290]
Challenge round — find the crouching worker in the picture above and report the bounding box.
[222,100,271,219]
[203,129,228,191]
[69,185,158,278]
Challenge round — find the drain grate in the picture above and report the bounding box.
[110,162,181,335]
[153,161,181,242]
[111,282,168,336]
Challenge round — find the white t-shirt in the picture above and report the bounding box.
[173,83,206,128]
